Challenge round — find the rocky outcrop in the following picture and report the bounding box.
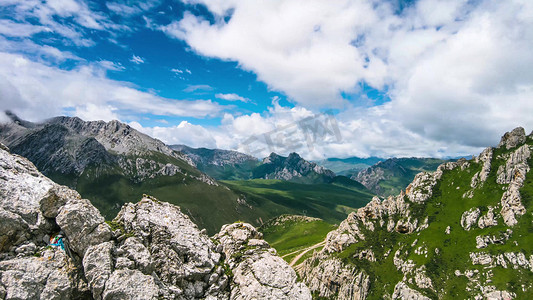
[214,223,311,299]
[498,127,527,150]
[0,144,311,300]
[497,144,531,226]
[477,206,498,229]
[392,282,430,300]
[300,128,531,299]
[461,207,481,231]
[471,147,493,188]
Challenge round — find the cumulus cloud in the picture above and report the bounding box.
[130,120,217,148]
[215,93,249,103]
[158,0,533,153]
[0,52,225,122]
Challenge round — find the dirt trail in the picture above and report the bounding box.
[288,241,325,267]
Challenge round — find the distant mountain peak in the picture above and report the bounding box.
[256,152,335,183]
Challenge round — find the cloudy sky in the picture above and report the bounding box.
[1,0,532,159]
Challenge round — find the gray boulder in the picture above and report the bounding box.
[215,223,312,300]
[498,127,526,149]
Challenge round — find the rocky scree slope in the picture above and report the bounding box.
[300,127,533,299]
[0,143,311,300]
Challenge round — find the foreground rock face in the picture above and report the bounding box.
[0,143,311,300]
[214,223,311,299]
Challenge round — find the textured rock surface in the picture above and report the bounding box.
[461,207,481,231]
[392,282,430,300]
[214,223,312,300]
[498,127,526,150]
[0,143,312,300]
[0,144,90,299]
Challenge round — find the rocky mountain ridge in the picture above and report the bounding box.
[353,157,450,197]
[171,144,258,167]
[299,127,533,299]
[0,143,311,299]
[0,113,199,182]
[254,152,336,184]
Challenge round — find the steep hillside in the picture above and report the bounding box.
[170,144,260,180]
[260,215,335,265]
[300,127,533,299]
[353,157,450,197]
[315,156,383,176]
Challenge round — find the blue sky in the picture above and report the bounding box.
[1,0,532,159]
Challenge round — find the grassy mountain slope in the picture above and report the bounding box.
[300,128,533,299]
[222,178,374,225]
[260,215,335,264]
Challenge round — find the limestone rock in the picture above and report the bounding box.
[485,290,516,300]
[496,144,530,185]
[478,206,498,229]
[102,269,159,300]
[40,185,81,219]
[498,127,526,149]
[300,255,369,299]
[215,223,311,300]
[471,147,493,188]
[0,248,88,299]
[83,242,114,299]
[392,282,430,300]
[500,183,526,226]
[56,198,112,256]
[461,207,481,231]
[111,197,227,299]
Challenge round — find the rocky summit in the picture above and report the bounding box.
[253,152,336,184]
[0,143,311,299]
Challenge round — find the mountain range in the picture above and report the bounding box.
[353,157,452,197]
[0,113,372,233]
[0,111,531,299]
[2,120,532,299]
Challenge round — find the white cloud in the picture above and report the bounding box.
[159,0,533,154]
[0,52,225,122]
[183,84,213,92]
[130,55,145,64]
[98,60,125,71]
[130,120,217,148]
[171,68,183,74]
[215,93,249,103]
[0,19,50,37]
